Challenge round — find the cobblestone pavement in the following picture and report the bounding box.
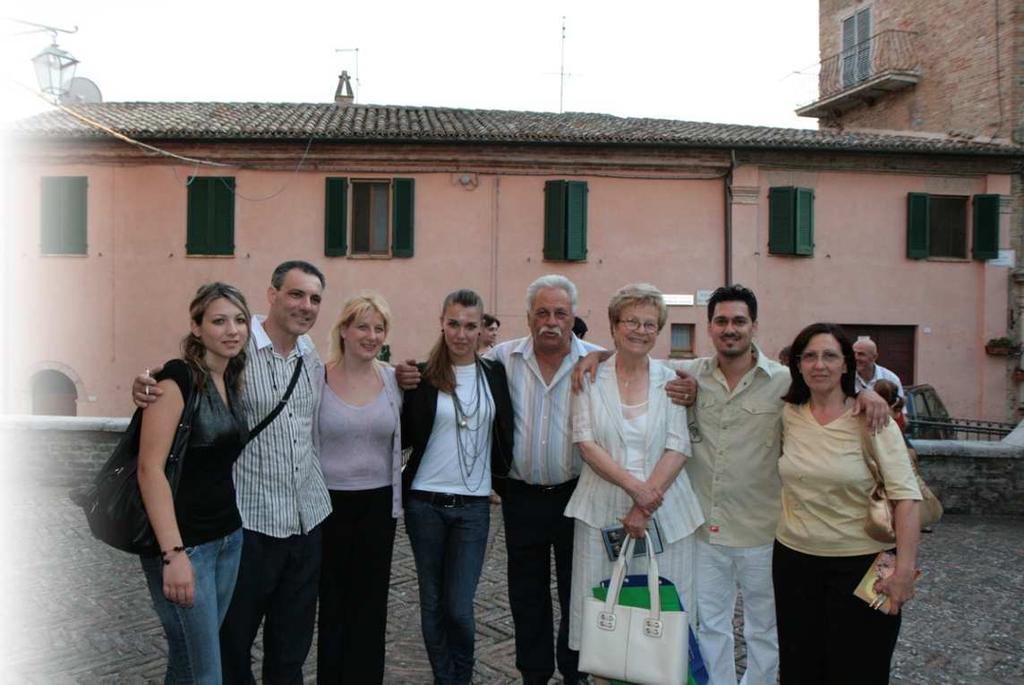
[2,483,1022,684]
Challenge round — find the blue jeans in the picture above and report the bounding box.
[405,496,490,685]
[141,528,243,684]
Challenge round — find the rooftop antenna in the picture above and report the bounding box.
[335,48,360,100]
[559,17,566,113]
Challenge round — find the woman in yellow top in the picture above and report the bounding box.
[774,322,921,685]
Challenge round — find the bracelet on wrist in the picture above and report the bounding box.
[161,546,185,565]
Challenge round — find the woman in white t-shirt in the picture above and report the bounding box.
[400,288,515,685]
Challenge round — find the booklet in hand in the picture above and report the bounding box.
[852,551,921,614]
[601,518,665,561]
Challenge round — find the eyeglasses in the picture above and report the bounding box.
[618,318,659,333]
[799,350,844,365]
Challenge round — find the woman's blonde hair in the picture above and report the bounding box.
[181,282,251,394]
[326,292,393,368]
[607,283,668,332]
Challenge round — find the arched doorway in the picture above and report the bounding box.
[32,370,78,416]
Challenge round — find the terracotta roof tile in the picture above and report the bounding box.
[11,102,1023,156]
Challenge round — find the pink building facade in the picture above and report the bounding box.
[7,104,1021,420]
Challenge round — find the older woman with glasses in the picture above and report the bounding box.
[774,322,921,684]
[565,283,704,659]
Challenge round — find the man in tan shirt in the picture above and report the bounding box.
[669,285,787,685]
[669,285,889,685]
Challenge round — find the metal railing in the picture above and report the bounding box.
[907,417,1015,442]
[816,30,918,101]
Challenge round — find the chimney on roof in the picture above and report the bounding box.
[334,71,354,105]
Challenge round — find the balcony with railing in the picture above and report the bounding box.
[796,30,920,119]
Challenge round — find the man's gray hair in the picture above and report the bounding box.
[526,274,578,312]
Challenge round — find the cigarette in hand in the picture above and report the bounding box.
[145,368,151,396]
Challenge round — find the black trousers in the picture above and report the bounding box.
[772,540,902,685]
[317,487,397,684]
[501,478,582,685]
[220,526,322,685]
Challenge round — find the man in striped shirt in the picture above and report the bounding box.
[136,260,331,684]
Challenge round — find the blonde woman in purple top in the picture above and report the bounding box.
[315,292,403,684]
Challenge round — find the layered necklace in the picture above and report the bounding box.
[452,360,493,492]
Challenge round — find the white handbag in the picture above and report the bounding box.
[578,532,687,685]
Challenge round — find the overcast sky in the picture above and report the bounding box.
[3,1,822,129]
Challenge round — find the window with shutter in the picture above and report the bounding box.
[905,193,995,260]
[768,186,814,257]
[669,324,695,358]
[842,8,871,87]
[543,180,588,262]
[41,176,88,255]
[351,181,390,255]
[345,178,415,258]
[40,175,88,254]
[186,177,235,256]
[929,196,967,258]
[324,177,348,256]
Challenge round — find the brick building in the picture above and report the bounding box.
[798,0,1024,417]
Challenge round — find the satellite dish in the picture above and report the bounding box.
[62,77,102,104]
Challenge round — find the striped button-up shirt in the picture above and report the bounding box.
[235,316,331,538]
[487,335,602,485]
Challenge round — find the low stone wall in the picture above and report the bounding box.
[0,415,130,489]
[913,440,1024,516]
[2,417,1022,517]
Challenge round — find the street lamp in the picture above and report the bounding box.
[9,19,80,103]
[32,41,78,102]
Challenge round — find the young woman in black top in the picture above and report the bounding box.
[401,289,514,685]
[137,282,251,683]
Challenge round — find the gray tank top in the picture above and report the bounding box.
[318,383,395,490]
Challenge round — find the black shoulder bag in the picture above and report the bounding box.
[75,379,202,556]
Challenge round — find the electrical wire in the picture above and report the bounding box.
[12,79,234,168]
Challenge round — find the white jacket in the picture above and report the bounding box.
[565,354,703,543]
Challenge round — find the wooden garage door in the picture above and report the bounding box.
[838,324,916,386]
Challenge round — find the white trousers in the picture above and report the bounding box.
[695,539,778,685]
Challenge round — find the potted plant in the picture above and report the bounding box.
[985,336,1019,356]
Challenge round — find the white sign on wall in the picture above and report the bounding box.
[664,294,695,307]
[989,249,1015,267]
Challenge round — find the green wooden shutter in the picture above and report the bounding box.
[214,178,235,254]
[768,187,795,255]
[544,180,567,260]
[392,178,415,257]
[906,193,930,259]
[972,194,1000,260]
[187,177,235,255]
[794,187,814,255]
[324,177,348,256]
[186,177,209,254]
[41,177,87,254]
[565,181,588,261]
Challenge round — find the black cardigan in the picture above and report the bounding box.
[401,358,515,500]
